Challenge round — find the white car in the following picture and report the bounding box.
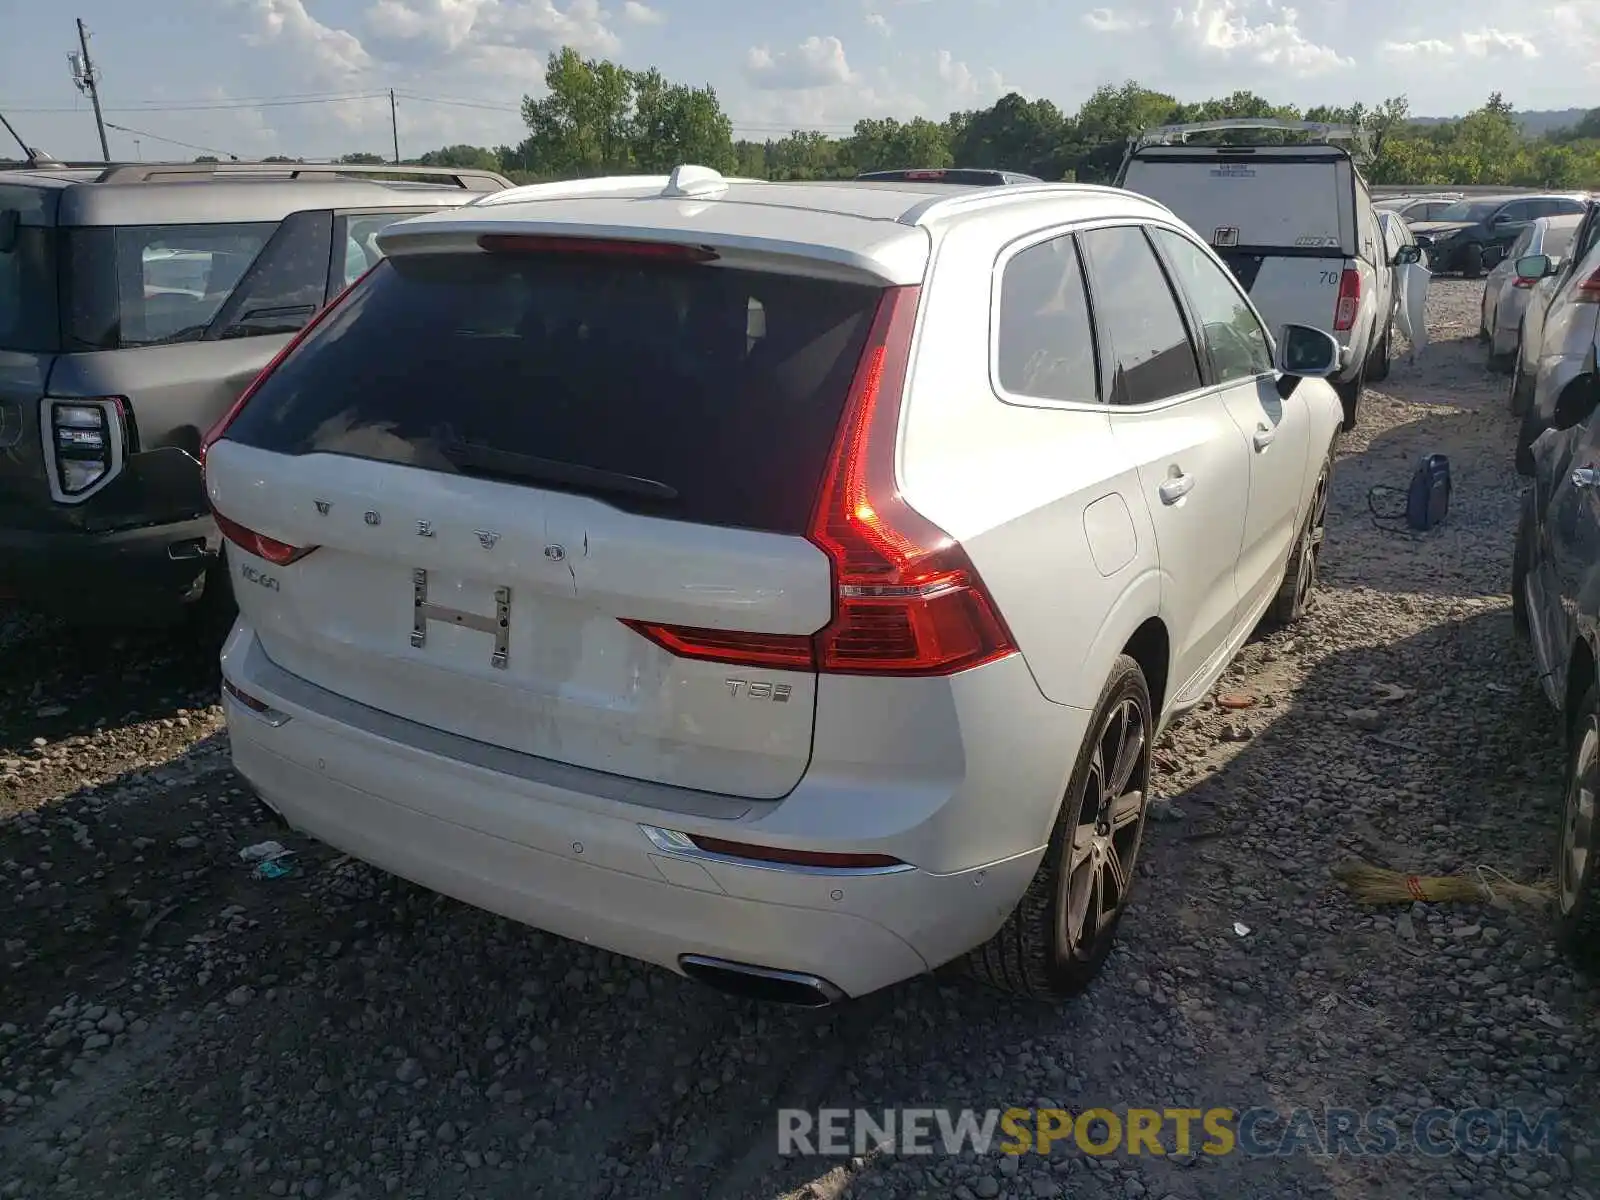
[1512,200,1600,474]
[1117,120,1422,432]
[203,166,1346,1004]
[1481,214,1583,371]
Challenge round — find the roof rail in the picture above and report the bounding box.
[91,161,512,191]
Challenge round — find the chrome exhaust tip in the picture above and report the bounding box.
[678,955,846,1007]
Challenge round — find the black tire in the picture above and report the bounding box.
[1461,243,1485,279]
[1366,322,1392,383]
[965,655,1153,999]
[1269,452,1331,627]
[1555,681,1600,954]
[1509,347,1534,416]
[1511,493,1533,642]
[1515,404,1542,477]
[185,558,239,650]
[1333,374,1362,432]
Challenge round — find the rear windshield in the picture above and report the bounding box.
[62,222,276,350]
[0,226,57,353]
[0,185,59,353]
[1122,156,1351,253]
[222,251,883,535]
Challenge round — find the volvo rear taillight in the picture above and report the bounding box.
[624,285,1018,678]
[42,397,127,502]
[1333,268,1360,331]
[1576,265,1600,304]
[212,510,316,566]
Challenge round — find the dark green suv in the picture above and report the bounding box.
[0,160,510,627]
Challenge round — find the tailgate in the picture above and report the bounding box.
[209,244,888,800]
[1122,147,1356,258]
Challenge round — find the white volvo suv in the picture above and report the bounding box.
[204,166,1345,1005]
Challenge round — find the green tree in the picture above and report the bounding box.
[417,144,501,171]
[339,151,388,164]
[844,117,952,174]
[763,130,843,180]
[628,68,735,171]
[518,47,636,175]
[948,93,1071,178]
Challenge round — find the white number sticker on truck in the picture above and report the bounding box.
[1318,271,1341,285]
[1296,235,1341,248]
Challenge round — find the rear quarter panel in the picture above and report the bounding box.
[895,212,1167,718]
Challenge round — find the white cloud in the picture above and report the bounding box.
[245,0,374,78]
[623,1,665,24]
[364,0,621,59]
[1459,28,1539,57]
[745,36,857,90]
[1384,28,1539,59]
[1172,0,1353,72]
[1082,7,1148,32]
[935,51,1006,104]
[865,12,891,35]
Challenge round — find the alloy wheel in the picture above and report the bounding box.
[1559,716,1598,918]
[1295,472,1330,611]
[1061,696,1149,959]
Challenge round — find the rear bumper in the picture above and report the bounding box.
[220,627,1080,999]
[0,515,220,624]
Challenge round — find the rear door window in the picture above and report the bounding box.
[64,222,276,349]
[221,250,884,535]
[1078,225,1203,406]
[995,233,1099,404]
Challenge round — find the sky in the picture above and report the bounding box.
[1,0,1596,163]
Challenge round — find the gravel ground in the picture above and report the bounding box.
[2,278,1598,1200]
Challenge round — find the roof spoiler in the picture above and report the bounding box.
[90,161,513,192]
[1118,118,1373,182]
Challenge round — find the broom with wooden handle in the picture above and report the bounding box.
[1332,859,1554,908]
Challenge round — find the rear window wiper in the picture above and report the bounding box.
[439,437,679,503]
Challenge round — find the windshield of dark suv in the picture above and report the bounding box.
[62,222,276,349]
[1433,200,1500,223]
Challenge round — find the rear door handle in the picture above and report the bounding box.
[1253,423,1277,451]
[1158,472,1196,505]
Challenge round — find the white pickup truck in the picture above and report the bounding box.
[1116,120,1425,431]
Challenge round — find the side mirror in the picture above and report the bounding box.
[1274,324,1341,397]
[1391,244,1423,267]
[1493,212,1514,225]
[1516,254,1554,280]
[0,210,18,255]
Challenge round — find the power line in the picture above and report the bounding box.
[2,92,390,114]
[102,120,236,159]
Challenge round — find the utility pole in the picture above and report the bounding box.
[389,89,399,164]
[72,18,110,163]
